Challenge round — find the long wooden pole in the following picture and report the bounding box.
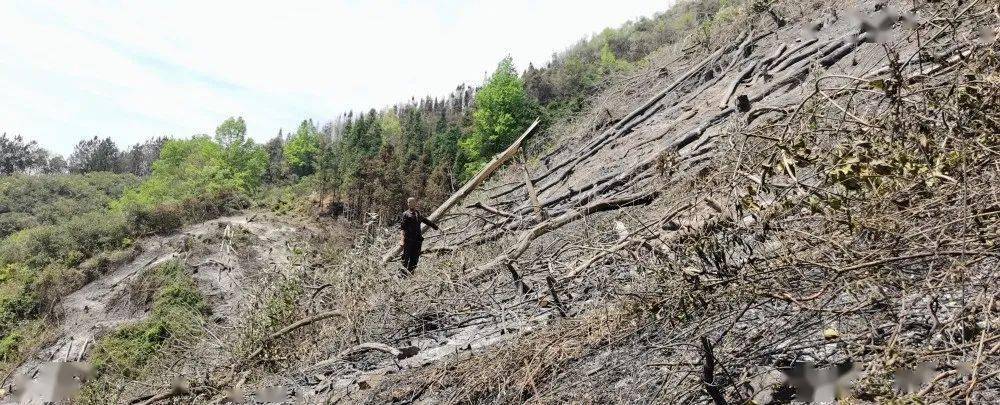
[518,148,546,221]
[382,118,541,263]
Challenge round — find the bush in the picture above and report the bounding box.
[0,173,139,228]
[113,137,258,229]
[0,320,44,365]
[0,211,130,268]
[0,212,38,240]
[0,329,23,362]
[0,225,76,268]
[258,177,315,216]
[0,264,40,335]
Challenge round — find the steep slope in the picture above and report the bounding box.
[6,0,997,403]
[345,0,999,402]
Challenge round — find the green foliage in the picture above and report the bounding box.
[459,57,536,180]
[215,117,269,190]
[113,136,257,228]
[0,173,139,239]
[284,120,323,177]
[599,43,631,73]
[0,133,45,175]
[0,329,23,362]
[0,320,44,366]
[0,211,130,269]
[0,264,39,335]
[379,113,403,146]
[258,177,316,216]
[69,136,124,174]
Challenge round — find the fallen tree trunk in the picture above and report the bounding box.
[530,34,743,194]
[382,118,540,263]
[338,342,419,360]
[719,61,759,109]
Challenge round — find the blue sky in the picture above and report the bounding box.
[0,1,672,155]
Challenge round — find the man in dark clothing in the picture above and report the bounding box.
[400,197,439,275]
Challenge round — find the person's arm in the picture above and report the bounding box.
[400,214,407,246]
[421,215,439,231]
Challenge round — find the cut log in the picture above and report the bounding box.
[338,342,418,360]
[381,118,540,263]
[530,34,743,194]
[719,61,759,109]
[757,43,788,72]
[766,38,819,75]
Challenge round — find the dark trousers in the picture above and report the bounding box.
[401,239,423,275]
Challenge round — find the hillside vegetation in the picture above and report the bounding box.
[2,0,999,403]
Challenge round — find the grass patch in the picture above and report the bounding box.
[0,320,47,367]
[79,261,207,402]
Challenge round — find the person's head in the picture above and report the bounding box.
[407,197,417,210]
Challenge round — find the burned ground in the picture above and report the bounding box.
[5,0,999,403]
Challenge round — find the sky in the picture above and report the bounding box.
[0,1,672,156]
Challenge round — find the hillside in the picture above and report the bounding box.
[2,0,999,403]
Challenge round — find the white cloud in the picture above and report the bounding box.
[0,0,672,155]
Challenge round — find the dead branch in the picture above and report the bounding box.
[247,310,343,360]
[700,336,728,405]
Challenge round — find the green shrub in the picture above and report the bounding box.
[0,211,130,268]
[113,137,258,230]
[63,211,130,256]
[0,212,38,240]
[0,225,75,267]
[0,173,139,228]
[258,176,316,215]
[0,329,23,362]
[0,320,45,365]
[0,264,40,335]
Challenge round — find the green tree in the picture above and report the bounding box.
[68,137,124,174]
[459,56,536,180]
[0,134,45,175]
[284,120,322,177]
[114,137,229,209]
[214,117,267,189]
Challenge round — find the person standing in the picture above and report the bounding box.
[400,197,439,275]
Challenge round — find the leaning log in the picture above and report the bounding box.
[381,118,541,263]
